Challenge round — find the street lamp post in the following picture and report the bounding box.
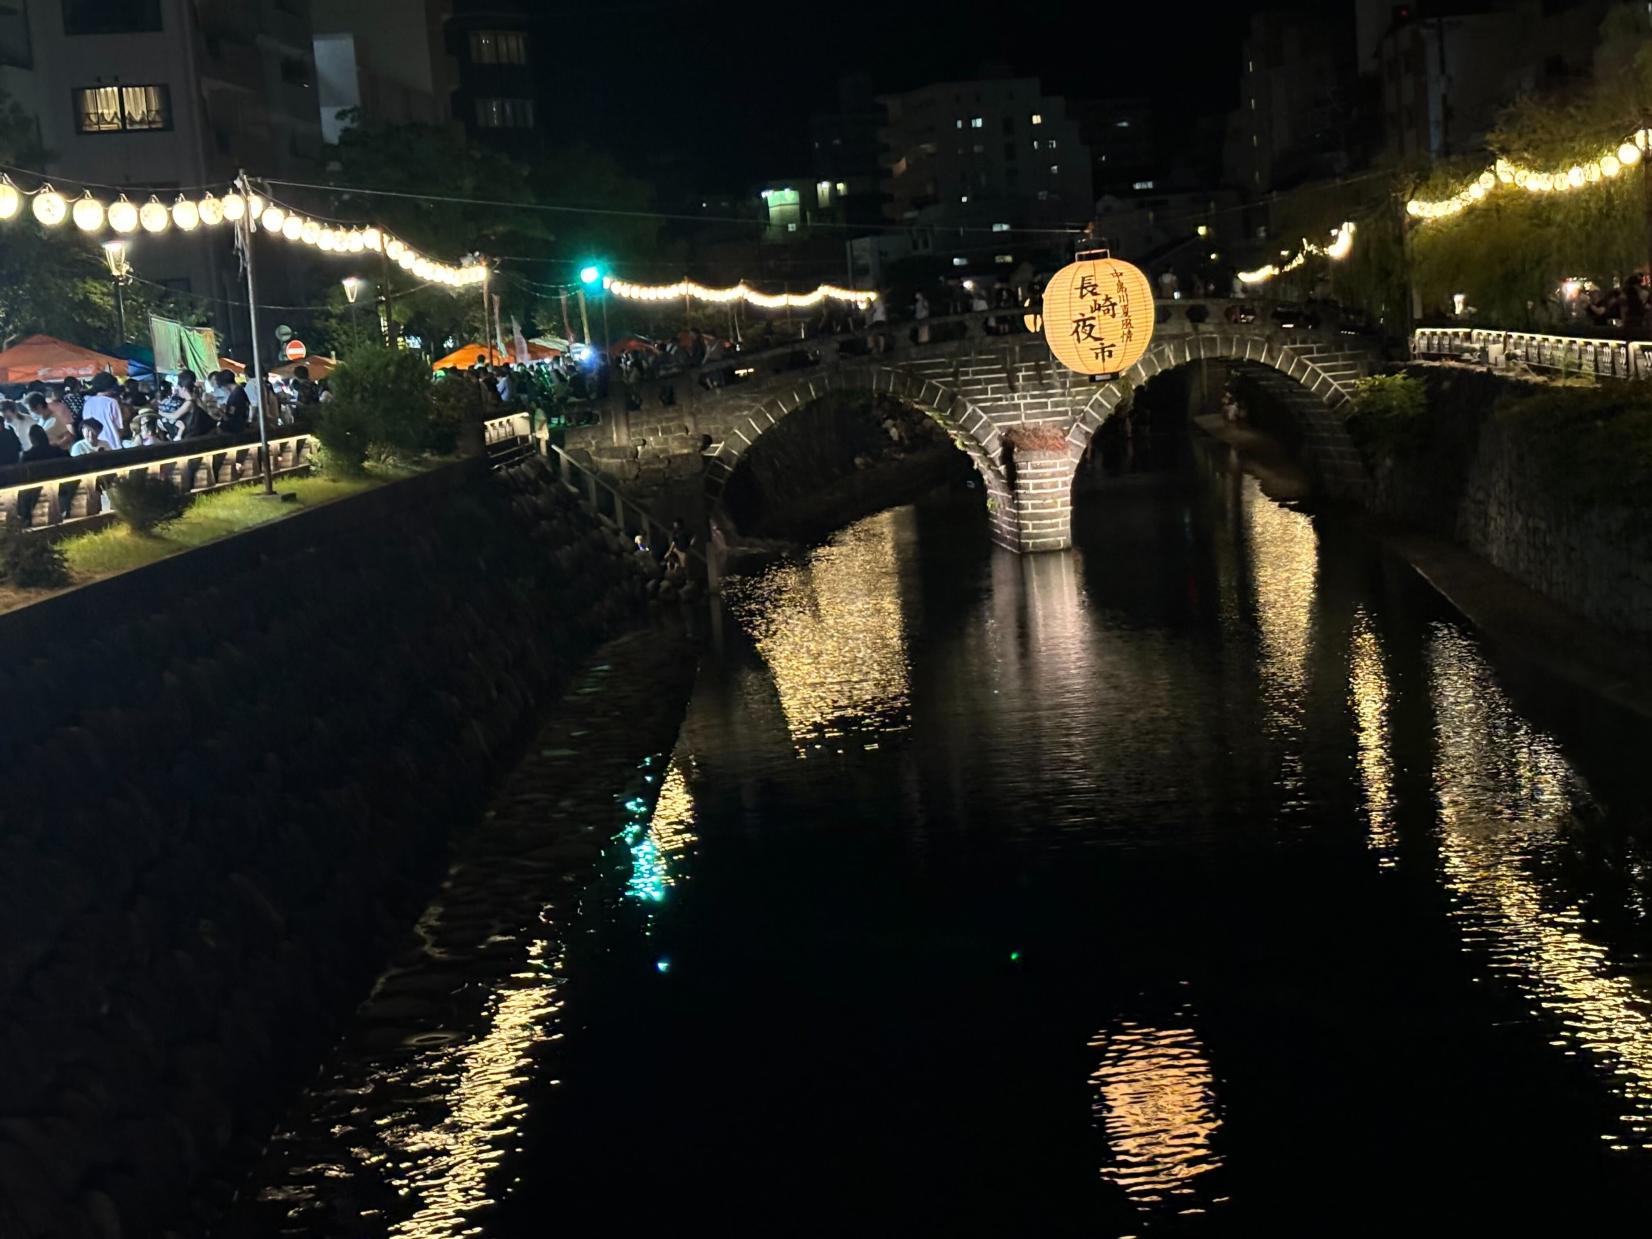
[102,240,131,344]
[342,275,364,342]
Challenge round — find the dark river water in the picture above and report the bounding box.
[239,437,1652,1237]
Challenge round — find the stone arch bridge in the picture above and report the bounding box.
[564,299,1379,552]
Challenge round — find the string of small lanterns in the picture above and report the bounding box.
[1237,221,1356,286]
[604,276,877,309]
[0,175,487,288]
[1405,129,1652,221]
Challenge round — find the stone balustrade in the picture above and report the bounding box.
[1412,326,1652,379]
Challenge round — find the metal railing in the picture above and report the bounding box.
[0,432,315,533]
[1,412,532,535]
[1412,326,1652,380]
[544,441,705,569]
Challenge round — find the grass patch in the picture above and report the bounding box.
[61,464,417,583]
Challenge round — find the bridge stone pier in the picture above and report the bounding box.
[564,300,1377,553]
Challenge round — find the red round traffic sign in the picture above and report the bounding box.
[284,338,307,362]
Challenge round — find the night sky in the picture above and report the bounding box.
[541,0,1304,191]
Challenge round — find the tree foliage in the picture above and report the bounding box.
[1410,16,1652,325]
[302,118,658,356]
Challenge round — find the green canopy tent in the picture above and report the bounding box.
[149,315,220,378]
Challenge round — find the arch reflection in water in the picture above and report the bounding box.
[1348,608,1398,867]
[1428,626,1652,1149]
[1089,1014,1226,1217]
[722,510,913,754]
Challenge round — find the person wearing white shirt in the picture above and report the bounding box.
[81,373,125,445]
[69,418,112,456]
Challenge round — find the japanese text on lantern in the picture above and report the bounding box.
[1042,253,1154,377]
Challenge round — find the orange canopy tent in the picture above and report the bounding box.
[0,334,129,384]
[431,341,563,372]
[271,354,338,380]
[431,342,505,371]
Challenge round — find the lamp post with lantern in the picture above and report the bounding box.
[342,275,364,342]
[102,239,132,344]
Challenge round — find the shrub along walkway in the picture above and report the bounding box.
[0,466,418,617]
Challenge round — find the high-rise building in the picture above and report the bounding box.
[1369,0,1609,164]
[0,0,326,346]
[313,0,453,144]
[1225,9,1358,193]
[878,77,1091,272]
[445,0,542,153]
[1070,97,1157,196]
[809,74,886,228]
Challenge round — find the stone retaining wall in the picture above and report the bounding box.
[1369,367,1652,635]
[0,454,655,1237]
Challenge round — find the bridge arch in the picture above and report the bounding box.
[567,301,1375,554]
[702,363,1022,549]
[1062,329,1370,502]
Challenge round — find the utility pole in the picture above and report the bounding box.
[236,169,275,496]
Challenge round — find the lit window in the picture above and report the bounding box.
[970,116,983,128]
[836,181,846,193]
[1116,119,1130,128]
[956,118,963,128]
[960,194,969,203]
[1049,164,1059,175]
[817,180,831,208]
[74,84,171,133]
[1252,134,1258,147]
[1030,112,1043,125]
[470,30,528,64]
[1248,59,1254,73]
[992,222,1010,231]
[1132,179,1155,190]
[1048,139,1057,150]
[995,254,1014,263]
[1250,97,1256,110]
[1032,139,1040,150]
[972,143,984,153]
[1037,189,1049,200]
[475,97,535,128]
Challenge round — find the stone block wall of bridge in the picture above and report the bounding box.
[564,302,1376,553]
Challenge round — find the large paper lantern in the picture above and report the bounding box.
[1041,251,1155,377]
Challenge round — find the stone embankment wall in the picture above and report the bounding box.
[0,454,654,1238]
[1368,366,1652,635]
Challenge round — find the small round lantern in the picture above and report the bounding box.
[1041,250,1155,377]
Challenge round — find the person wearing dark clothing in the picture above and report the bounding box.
[288,364,319,409]
[22,424,67,462]
[220,383,251,435]
[0,420,20,466]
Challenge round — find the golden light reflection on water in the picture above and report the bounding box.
[1240,482,1317,809]
[1429,626,1652,1148]
[357,937,567,1239]
[723,510,912,753]
[1349,609,1397,867]
[1242,485,1316,719]
[1089,1017,1225,1215]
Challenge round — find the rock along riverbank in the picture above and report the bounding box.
[218,623,702,1237]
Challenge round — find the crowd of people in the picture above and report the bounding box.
[0,366,329,467]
